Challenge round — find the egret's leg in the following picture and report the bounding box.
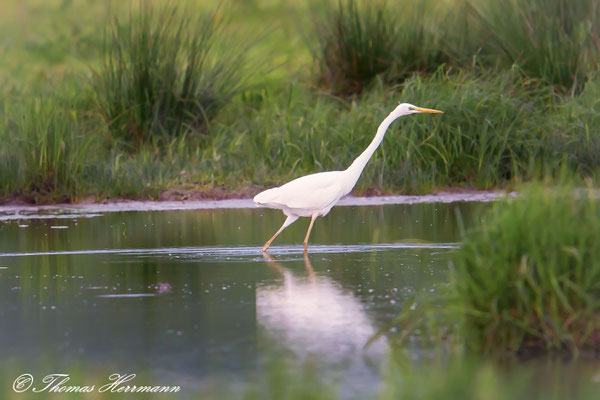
[262,215,299,253]
[303,213,318,252]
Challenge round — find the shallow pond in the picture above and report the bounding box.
[0,199,491,397]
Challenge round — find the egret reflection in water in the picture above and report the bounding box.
[257,253,387,361]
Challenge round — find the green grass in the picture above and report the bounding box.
[549,76,600,175]
[1,0,600,203]
[471,0,600,91]
[310,0,600,92]
[311,0,397,95]
[385,0,451,81]
[93,1,253,146]
[6,3,600,395]
[0,97,98,202]
[204,70,584,193]
[311,0,452,95]
[451,185,600,354]
[3,70,600,202]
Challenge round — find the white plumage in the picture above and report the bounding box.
[254,103,443,252]
[254,171,346,217]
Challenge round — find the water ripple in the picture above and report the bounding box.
[97,293,156,298]
[0,242,458,259]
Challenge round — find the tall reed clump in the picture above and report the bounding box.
[385,0,450,82]
[0,114,18,197]
[93,2,248,146]
[312,0,397,95]
[0,99,95,202]
[311,0,452,95]
[471,0,600,90]
[451,186,600,354]
[548,76,600,174]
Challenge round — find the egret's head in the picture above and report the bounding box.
[393,103,443,117]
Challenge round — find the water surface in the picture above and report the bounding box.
[0,201,489,397]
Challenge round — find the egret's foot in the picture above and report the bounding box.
[262,244,270,253]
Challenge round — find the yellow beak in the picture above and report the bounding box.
[413,106,444,114]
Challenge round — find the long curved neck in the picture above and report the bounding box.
[343,111,399,191]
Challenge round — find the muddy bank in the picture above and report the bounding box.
[0,186,263,207]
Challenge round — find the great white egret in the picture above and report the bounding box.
[254,103,443,252]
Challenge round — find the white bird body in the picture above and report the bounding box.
[254,103,443,252]
[254,170,348,217]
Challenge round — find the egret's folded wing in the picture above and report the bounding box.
[254,171,344,212]
[280,184,344,211]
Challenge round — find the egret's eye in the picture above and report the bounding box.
[408,107,415,110]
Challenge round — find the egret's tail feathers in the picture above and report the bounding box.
[253,188,278,206]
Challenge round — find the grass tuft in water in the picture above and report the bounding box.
[93,2,249,147]
[452,185,600,354]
